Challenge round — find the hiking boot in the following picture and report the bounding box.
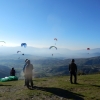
[31,85,34,88]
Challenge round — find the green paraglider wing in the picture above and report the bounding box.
[0,76,18,82]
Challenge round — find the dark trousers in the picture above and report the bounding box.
[25,78,27,85]
[70,72,77,83]
[24,75,27,85]
[26,75,33,88]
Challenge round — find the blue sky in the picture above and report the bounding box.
[0,0,100,50]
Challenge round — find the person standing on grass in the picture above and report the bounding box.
[25,60,34,88]
[69,59,77,84]
[23,59,28,86]
[10,67,16,76]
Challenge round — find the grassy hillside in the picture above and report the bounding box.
[1,56,100,78]
[0,74,100,100]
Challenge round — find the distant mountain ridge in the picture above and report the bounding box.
[0,53,100,78]
[0,65,10,78]
[0,46,100,58]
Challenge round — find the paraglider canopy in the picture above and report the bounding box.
[87,48,90,54]
[49,46,57,50]
[21,43,27,48]
[22,53,24,55]
[17,51,21,53]
[87,48,90,50]
[0,41,6,43]
[54,38,57,41]
[0,41,6,46]
[49,46,57,57]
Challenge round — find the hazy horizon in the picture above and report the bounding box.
[0,46,100,58]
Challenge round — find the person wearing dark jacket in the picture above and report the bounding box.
[69,59,77,84]
[10,68,16,76]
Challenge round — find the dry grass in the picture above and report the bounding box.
[0,74,100,100]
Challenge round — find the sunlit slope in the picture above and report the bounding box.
[0,74,100,100]
[1,56,100,78]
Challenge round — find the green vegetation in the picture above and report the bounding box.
[0,74,100,100]
[0,56,100,78]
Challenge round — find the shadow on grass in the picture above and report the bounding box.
[91,84,100,87]
[33,79,47,82]
[0,84,12,86]
[30,86,84,100]
[74,83,84,85]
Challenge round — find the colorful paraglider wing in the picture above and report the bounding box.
[21,43,27,47]
[49,46,57,50]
